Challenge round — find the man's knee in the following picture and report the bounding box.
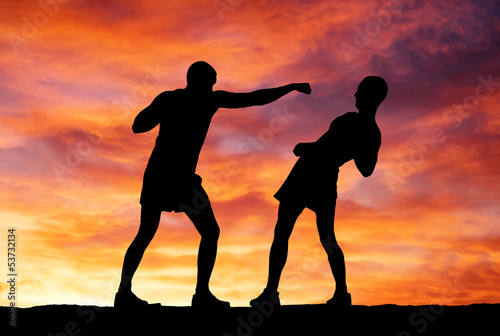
[213,226,220,240]
[131,234,154,251]
[273,226,292,242]
[202,225,220,241]
[320,232,339,254]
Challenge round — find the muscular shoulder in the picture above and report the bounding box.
[153,90,184,107]
[152,90,172,102]
[157,90,180,99]
[329,112,358,129]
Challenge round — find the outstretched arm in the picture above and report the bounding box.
[214,83,311,109]
[132,92,169,133]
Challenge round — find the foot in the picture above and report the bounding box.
[114,289,149,308]
[250,288,281,309]
[326,291,351,308]
[192,291,230,309]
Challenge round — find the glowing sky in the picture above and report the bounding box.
[0,0,499,308]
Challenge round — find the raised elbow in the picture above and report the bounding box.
[355,155,377,178]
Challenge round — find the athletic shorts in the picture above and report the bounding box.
[274,157,338,211]
[140,171,210,213]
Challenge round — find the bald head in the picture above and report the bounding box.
[187,61,217,87]
[354,76,388,112]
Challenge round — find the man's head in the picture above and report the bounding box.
[186,61,217,91]
[354,76,388,112]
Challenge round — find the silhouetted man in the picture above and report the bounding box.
[115,61,311,308]
[251,76,387,308]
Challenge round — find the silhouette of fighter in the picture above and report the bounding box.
[251,76,387,308]
[115,61,311,308]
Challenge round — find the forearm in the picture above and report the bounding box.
[132,91,168,133]
[132,107,159,133]
[250,84,297,106]
[132,115,148,133]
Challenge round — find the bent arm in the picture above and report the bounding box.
[354,120,382,177]
[214,83,311,109]
[354,144,380,177]
[132,92,168,133]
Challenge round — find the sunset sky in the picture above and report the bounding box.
[1,0,499,308]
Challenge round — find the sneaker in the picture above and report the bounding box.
[114,290,149,308]
[192,292,230,309]
[326,291,351,308]
[250,288,281,309]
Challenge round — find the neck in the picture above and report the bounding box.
[186,84,212,94]
[358,108,377,120]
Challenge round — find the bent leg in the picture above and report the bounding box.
[186,201,220,295]
[266,201,305,291]
[119,205,162,293]
[315,204,347,294]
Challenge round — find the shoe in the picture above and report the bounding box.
[192,292,230,309]
[250,288,281,309]
[114,290,149,308]
[326,291,351,308]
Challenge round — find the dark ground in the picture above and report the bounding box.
[2,303,499,335]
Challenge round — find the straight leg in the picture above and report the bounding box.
[266,201,305,291]
[186,200,220,295]
[119,205,162,292]
[315,203,348,294]
[115,205,162,307]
